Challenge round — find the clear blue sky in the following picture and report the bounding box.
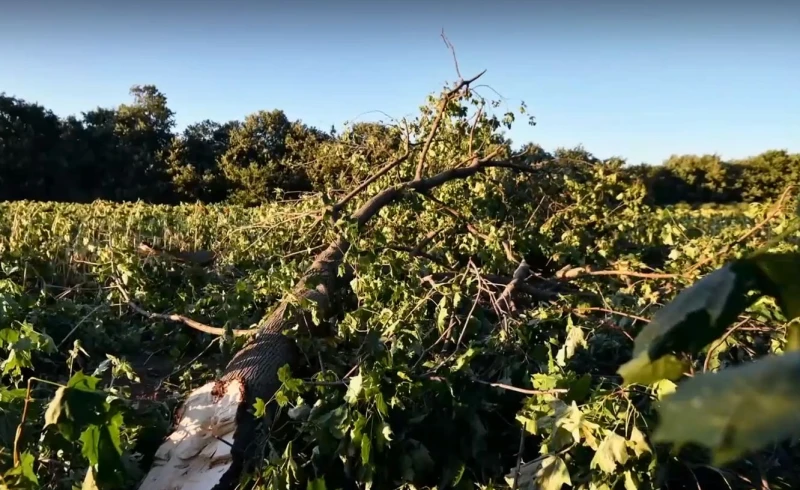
[1,0,798,165]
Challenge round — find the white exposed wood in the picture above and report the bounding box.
[138,380,244,490]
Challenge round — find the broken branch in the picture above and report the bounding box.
[112,277,256,337]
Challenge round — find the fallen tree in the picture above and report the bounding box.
[135,67,554,489]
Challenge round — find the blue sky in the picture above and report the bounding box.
[1,0,798,165]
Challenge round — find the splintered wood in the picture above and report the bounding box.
[138,380,244,490]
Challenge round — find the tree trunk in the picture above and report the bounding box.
[137,239,346,490]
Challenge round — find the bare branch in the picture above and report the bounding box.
[330,149,412,218]
[470,378,568,396]
[421,270,558,301]
[414,70,487,181]
[440,29,462,80]
[412,226,447,257]
[468,102,485,156]
[497,259,530,312]
[113,277,256,337]
[580,307,650,324]
[555,265,680,280]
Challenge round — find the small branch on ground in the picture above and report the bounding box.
[421,189,519,262]
[137,241,217,266]
[580,307,650,324]
[703,319,750,372]
[555,265,680,280]
[112,276,255,337]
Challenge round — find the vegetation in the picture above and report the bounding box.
[1,83,798,207]
[2,56,800,490]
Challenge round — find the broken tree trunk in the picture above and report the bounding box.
[137,236,344,490]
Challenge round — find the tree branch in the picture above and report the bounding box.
[112,278,256,337]
[555,265,679,280]
[414,70,487,181]
[421,270,558,301]
[330,149,411,218]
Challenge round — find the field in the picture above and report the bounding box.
[3,68,800,490]
[2,173,800,490]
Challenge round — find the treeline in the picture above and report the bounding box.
[1,85,797,205]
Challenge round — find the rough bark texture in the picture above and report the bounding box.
[137,238,348,490]
[211,238,347,489]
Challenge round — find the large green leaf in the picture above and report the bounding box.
[748,252,800,320]
[44,373,107,439]
[653,350,800,465]
[619,260,762,385]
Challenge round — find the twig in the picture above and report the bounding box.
[305,371,567,397]
[440,29,462,80]
[422,271,559,300]
[468,103,485,156]
[12,378,65,468]
[56,304,103,348]
[497,259,530,313]
[703,319,749,372]
[383,245,452,268]
[513,425,525,490]
[421,188,518,263]
[471,378,568,396]
[330,150,411,218]
[112,277,255,337]
[556,266,679,280]
[155,337,221,392]
[412,226,447,257]
[414,70,487,181]
[12,378,33,467]
[582,307,650,324]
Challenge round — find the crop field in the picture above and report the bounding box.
[2,65,800,490]
[2,177,800,490]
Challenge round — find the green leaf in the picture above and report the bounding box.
[590,431,629,473]
[344,374,363,405]
[253,397,267,418]
[4,451,39,486]
[617,352,689,386]
[619,261,761,385]
[506,455,571,490]
[627,426,651,458]
[360,435,372,466]
[653,350,800,465]
[749,252,800,320]
[79,414,124,485]
[436,295,449,332]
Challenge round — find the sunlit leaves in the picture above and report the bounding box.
[1,451,39,489]
[43,372,126,487]
[0,322,55,380]
[591,431,629,473]
[505,454,571,490]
